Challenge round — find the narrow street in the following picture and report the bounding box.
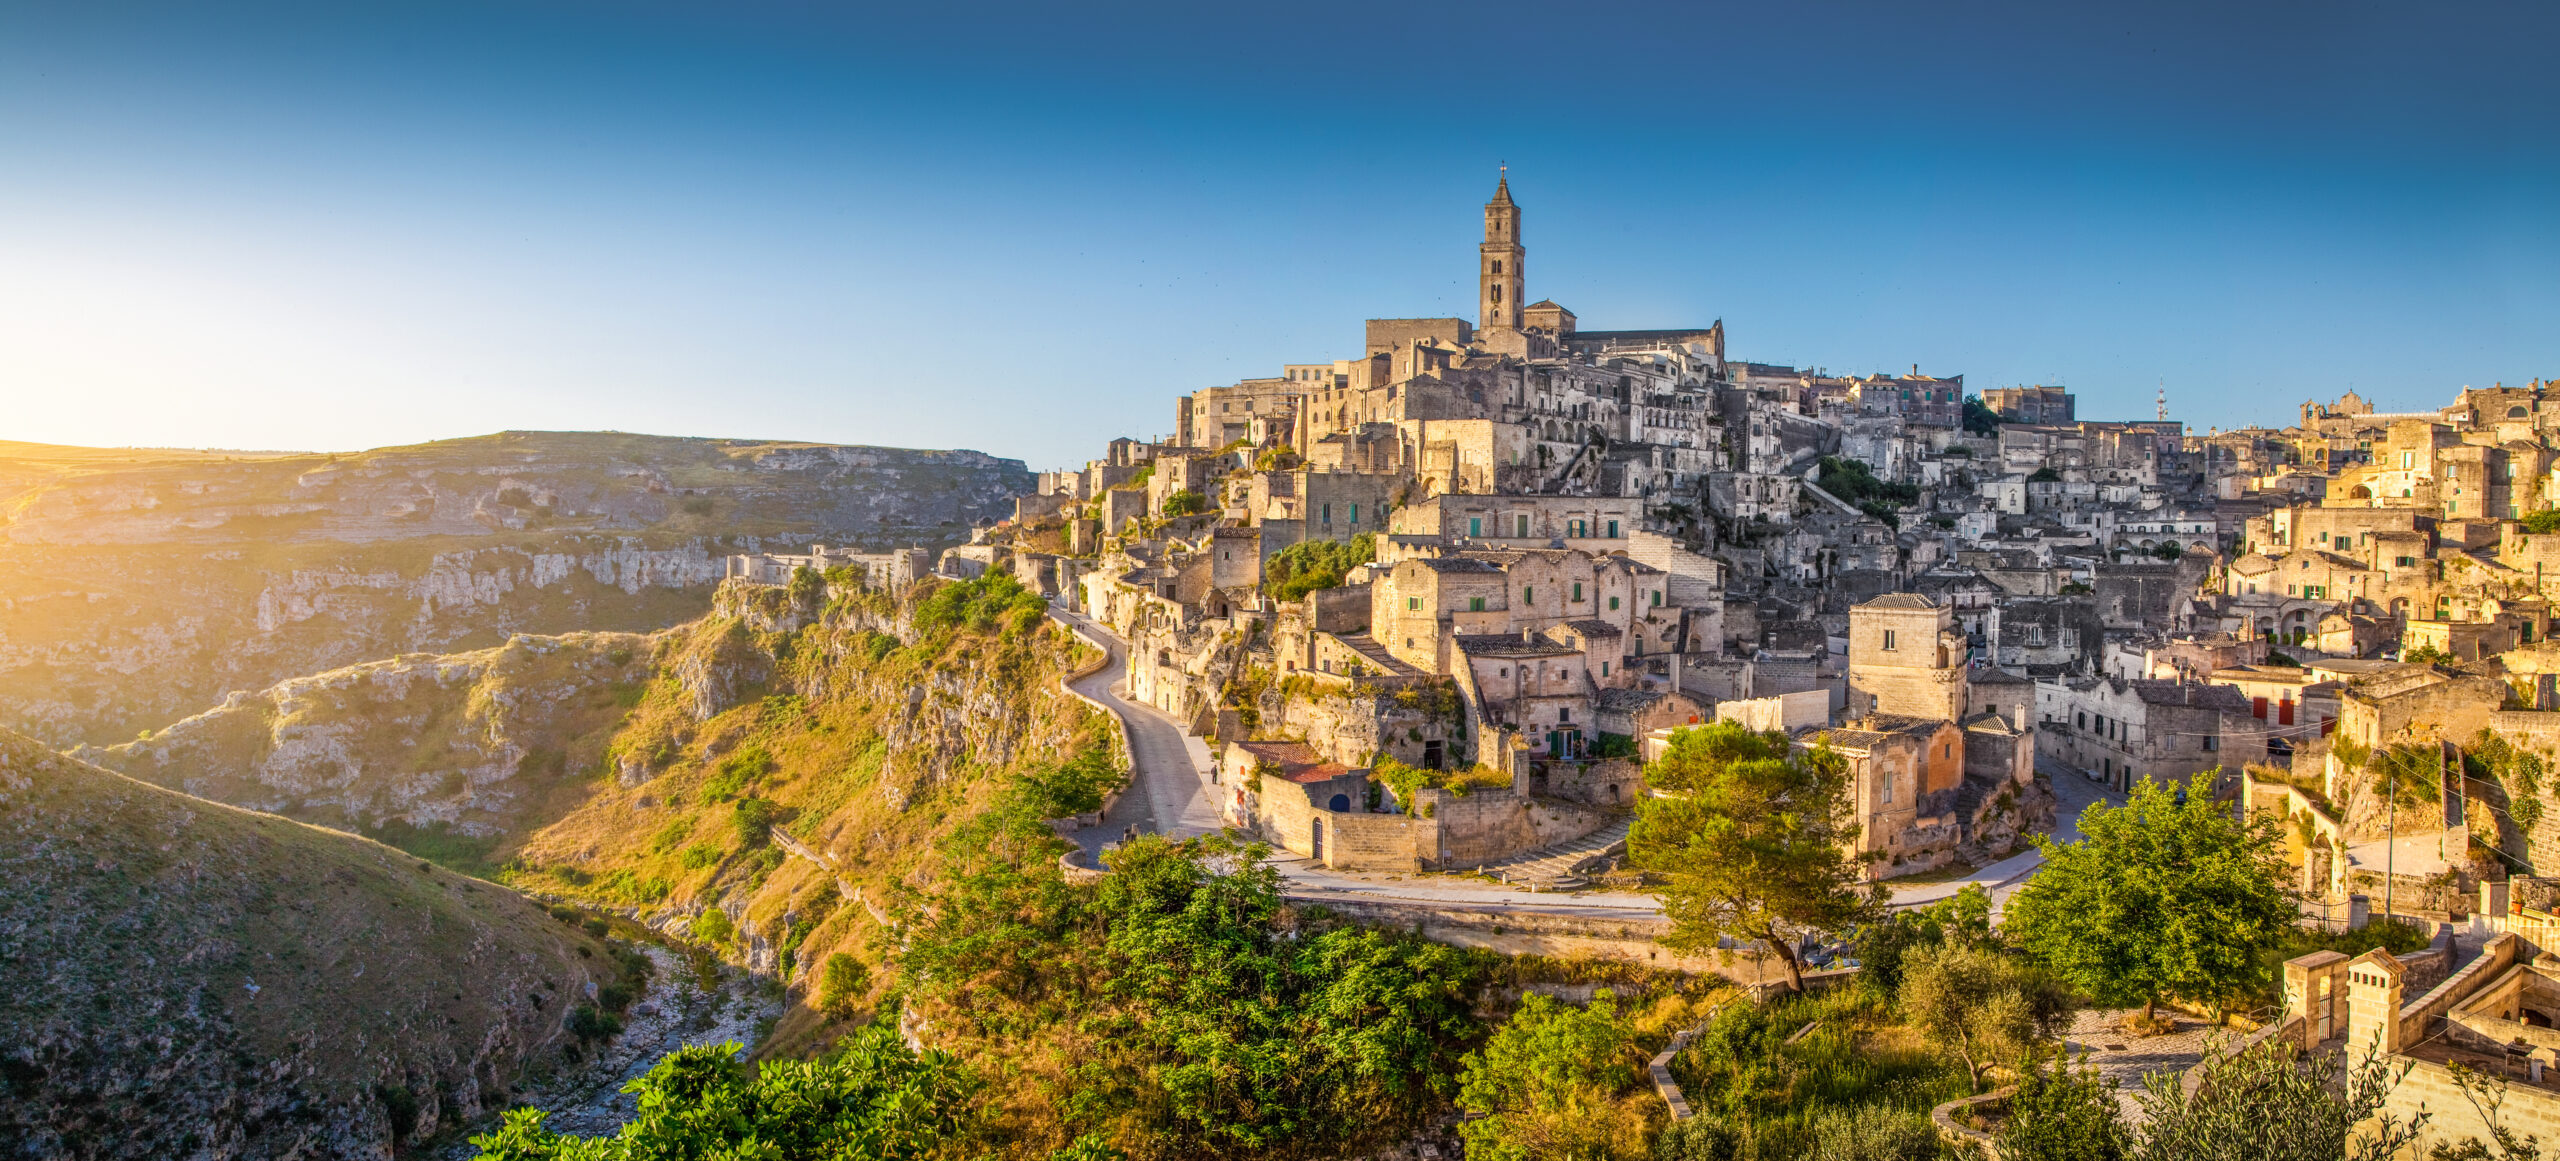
[1053,608,1221,861]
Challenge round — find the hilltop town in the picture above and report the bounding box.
[713,182,2560,1148]
[736,179,2560,905]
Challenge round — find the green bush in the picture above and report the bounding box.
[817,951,869,1019]
[1018,744,1125,818]
[733,797,779,849]
[565,1003,623,1042]
[691,908,736,947]
[1264,533,1375,601]
[701,744,775,803]
[912,571,1050,637]
[679,843,726,871]
[468,1019,970,1160]
[1162,488,1209,517]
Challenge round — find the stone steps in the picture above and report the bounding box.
[1475,816,1634,887]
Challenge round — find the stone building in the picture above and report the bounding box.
[1846,594,1970,722]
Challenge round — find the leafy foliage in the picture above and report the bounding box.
[2132,1033,2426,1161]
[1263,533,1375,601]
[816,952,869,1020]
[700,744,774,803]
[1455,990,1653,1161]
[1017,742,1125,818]
[468,1017,972,1160]
[1995,1055,2130,1161]
[1630,722,1884,989]
[1668,986,1973,1156]
[1962,397,2003,436]
[2004,774,2295,1016]
[1161,489,1209,517]
[1897,942,2076,1090]
[1817,457,1921,527]
[731,796,778,849]
[894,809,1490,1156]
[912,571,1051,638]
[1852,883,1995,997]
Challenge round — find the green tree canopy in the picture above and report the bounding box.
[1263,533,1375,601]
[1897,942,2077,1091]
[1628,721,1884,990]
[468,1016,972,1160]
[1455,990,1649,1161]
[2004,774,2296,1018]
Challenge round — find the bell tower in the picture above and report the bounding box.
[1480,172,1524,332]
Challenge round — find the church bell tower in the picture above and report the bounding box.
[1480,174,1524,331]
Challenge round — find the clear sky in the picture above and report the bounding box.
[2,1,2553,467]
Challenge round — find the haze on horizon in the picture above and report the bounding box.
[2,0,2553,467]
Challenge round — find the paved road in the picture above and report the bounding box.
[1054,609,1220,861]
[1048,608,2131,924]
[1885,756,2126,913]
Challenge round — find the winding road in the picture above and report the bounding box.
[1047,606,2118,918]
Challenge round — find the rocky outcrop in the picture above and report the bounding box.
[0,730,622,1159]
[0,431,1031,746]
[81,631,654,837]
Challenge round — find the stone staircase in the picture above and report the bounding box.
[1333,633,1431,679]
[1474,816,1633,888]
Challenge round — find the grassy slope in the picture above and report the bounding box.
[507,581,1109,1059]
[0,729,631,1159]
[89,630,658,870]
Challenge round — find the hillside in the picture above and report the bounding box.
[0,729,636,1159]
[83,631,657,866]
[0,430,1030,746]
[498,574,1114,1051]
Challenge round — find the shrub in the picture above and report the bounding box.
[817,952,869,1019]
[1162,488,1208,517]
[1018,744,1125,818]
[701,744,775,803]
[733,797,779,849]
[1264,533,1375,601]
[911,571,1050,637]
[565,1003,623,1042]
[691,908,736,947]
[680,843,726,871]
[580,917,610,939]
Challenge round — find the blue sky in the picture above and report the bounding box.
[2,0,2553,467]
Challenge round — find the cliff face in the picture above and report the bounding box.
[0,730,627,1159]
[507,578,1110,1055]
[81,631,656,851]
[0,432,1031,745]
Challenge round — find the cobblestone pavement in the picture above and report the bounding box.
[2060,1007,2228,1126]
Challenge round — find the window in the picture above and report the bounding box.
[1406,638,1414,648]
[1468,517,1482,538]
[2252,697,2267,719]
[2203,734,2218,751]
[1492,260,1503,275]
[1882,774,1893,804]
[1609,596,1621,610]
[2076,711,2087,729]
[1883,629,1898,651]
[1572,582,1584,602]
[1652,590,1663,606]
[1321,502,1333,525]
[1601,662,1610,676]
[1523,587,1534,604]
[2403,451,2414,469]
[1607,520,1620,538]
[1558,707,1571,722]
[1407,596,1421,611]
[1469,596,1485,612]
[1516,514,1530,537]
[1348,504,1359,525]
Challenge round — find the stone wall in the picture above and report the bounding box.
[1417,787,1613,870]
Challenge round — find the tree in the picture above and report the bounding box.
[1963,396,2003,436]
[816,951,869,1019]
[1455,990,1650,1161]
[1996,1055,2131,1161]
[1628,722,1885,990]
[2131,1033,2427,1161]
[1898,942,2077,1091]
[1161,488,1208,517]
[1852,882,1995,996]
[468,1015,973,1160]
[1805,1105,1946,1161]
[2004,774,2296,1020]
